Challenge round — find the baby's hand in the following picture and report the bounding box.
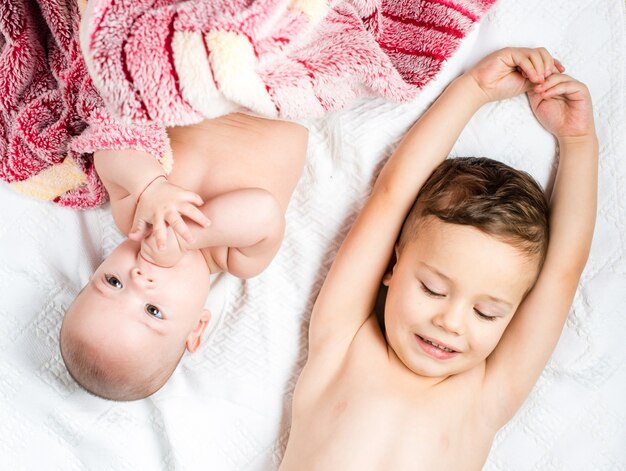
[528,74,595,142]
[139,225,185,268]
[468,47,565,102]
[129,176,211,250]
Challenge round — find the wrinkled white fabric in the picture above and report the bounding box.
[0,0,624,469]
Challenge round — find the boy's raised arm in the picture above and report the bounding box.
[484,74,598,425]
[309,48,554,354]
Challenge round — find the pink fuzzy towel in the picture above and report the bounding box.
[0,0,171,208]
[1,0,495,208]
[84,0,496,124]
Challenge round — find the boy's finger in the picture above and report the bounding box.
[167,213,196,244]
[515,55,541,83]
[181,204,211,228]
[536,47,555,77]
[527,50,545,82]
[540,80,581,99]
[533,73,571,92]
[555,59,566,73]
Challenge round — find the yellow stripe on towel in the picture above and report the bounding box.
[205,30,278,117]
[291,0,329,23]
[10,156,86,201]
[77,0,88,16]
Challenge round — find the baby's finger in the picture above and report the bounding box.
[153,218,167,250]
[182,191,204,206]
[180,204,211,228]
[166,212,196,244]
[129,219,149,241]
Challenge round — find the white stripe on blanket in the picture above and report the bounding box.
[1,0,625,469]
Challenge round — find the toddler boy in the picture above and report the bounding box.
[280,47,597,470]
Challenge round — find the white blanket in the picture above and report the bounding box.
[1,0,624,469]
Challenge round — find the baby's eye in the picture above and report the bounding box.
[105,274,123,289]
[474,308,497,322]
[145,304,163,320]
[420,283,445,298]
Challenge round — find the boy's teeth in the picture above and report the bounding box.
[423,337,454,352]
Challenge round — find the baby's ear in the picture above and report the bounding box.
[185,309,211,353]
[382,244,400,286]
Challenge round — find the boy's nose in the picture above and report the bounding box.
[130,267,156,288]
[433,304,464,335]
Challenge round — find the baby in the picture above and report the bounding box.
[60,113,308,401]
[280,47,597,469]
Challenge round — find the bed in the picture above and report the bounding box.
[1,0,624,469]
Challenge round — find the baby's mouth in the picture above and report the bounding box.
[416,335,457,353]
[139,251,174,269]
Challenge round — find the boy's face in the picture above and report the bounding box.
[383,217,538,379]
[64,239,211,370]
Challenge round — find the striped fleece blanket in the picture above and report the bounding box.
[0,0,495,208]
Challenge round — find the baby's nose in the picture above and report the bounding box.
[131,267,156,287]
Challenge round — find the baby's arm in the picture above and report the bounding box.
[142,188,284,278]
[94,149,209,245]
[483,73,597,425]
[308,48,553,356]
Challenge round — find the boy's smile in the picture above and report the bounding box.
[383,217,538,379]
[414,334,460,360]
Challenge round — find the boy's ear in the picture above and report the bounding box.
[382,244,400,286]
[185,309,211,353]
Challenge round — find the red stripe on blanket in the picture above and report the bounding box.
[89,2,110,52]
[121,36,151,120]
[94,0,151,120]
[165,11,191,109]
[201,32,219,95]
[378,41,448,63]
[382,12,464,38]
[423,0,479,21]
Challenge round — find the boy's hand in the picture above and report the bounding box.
[129,177,211,250]
[468,47,565,102]
[527,74,596,142]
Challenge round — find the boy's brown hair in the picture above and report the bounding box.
[399,157,549,269]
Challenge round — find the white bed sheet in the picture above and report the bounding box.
[1,0,625,469]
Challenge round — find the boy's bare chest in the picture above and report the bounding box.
[282,339,495,470]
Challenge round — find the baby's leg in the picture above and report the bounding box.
[187,187,285,279]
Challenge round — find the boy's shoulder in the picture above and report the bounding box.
[302,311,487,399]
[294,312,496,444]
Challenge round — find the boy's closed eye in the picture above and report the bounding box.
[473,308,497,322]
[420,282,499,322]
[420,282,445,298]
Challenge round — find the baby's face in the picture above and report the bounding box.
[383,217,538,379]
[65,239,211,364]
